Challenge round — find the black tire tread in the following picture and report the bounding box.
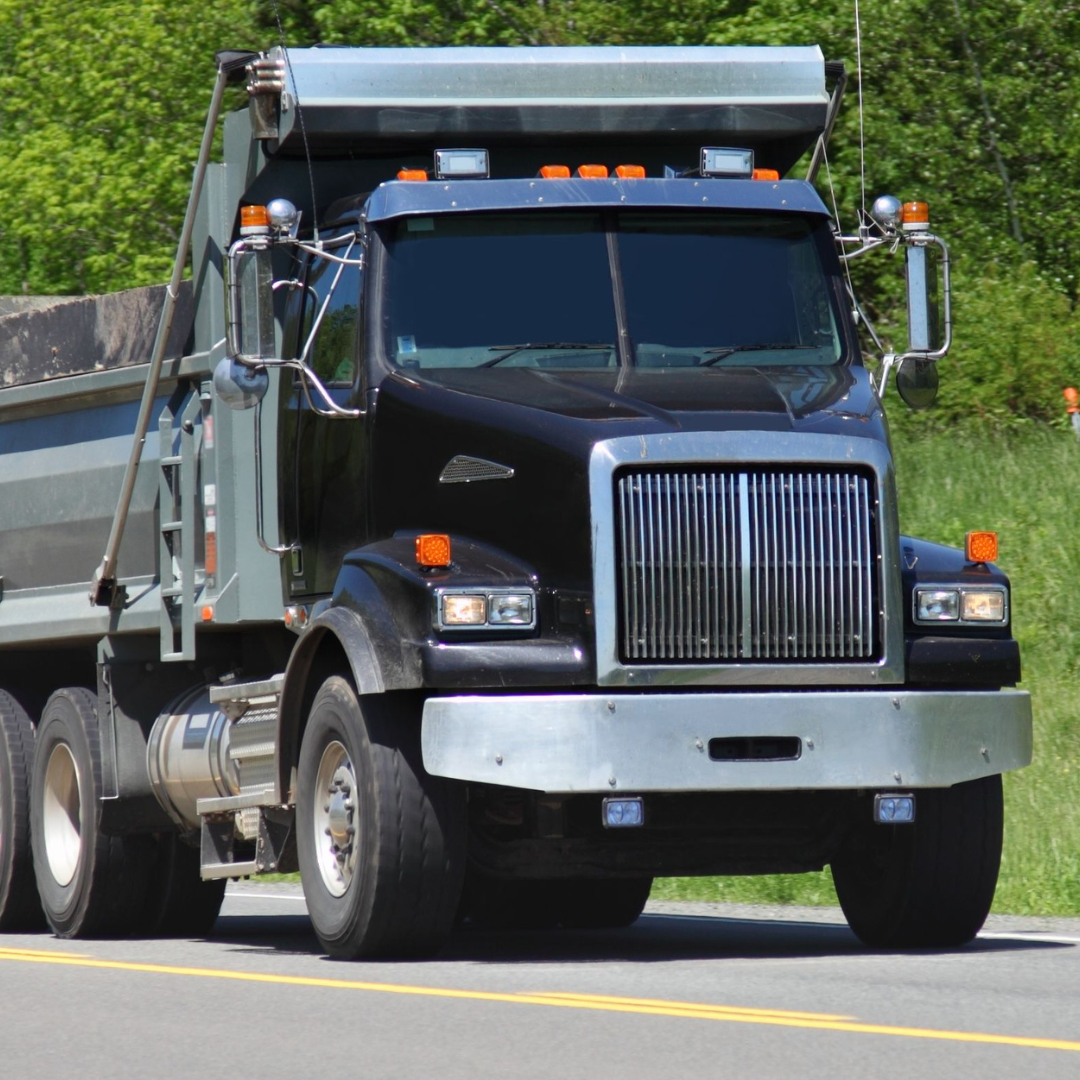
[31,687,153,938]
[833,775,1003,949]
[0,691,44,930]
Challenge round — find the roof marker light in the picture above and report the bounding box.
[576,164,609,179]
[434,149,489,179]
[416,533,452,569]
[752,168,780,181]
[397,168,429,182]
[615,164,646,179]
[540,165,571,179]
[700,147,754,178]
[965,531,998,564]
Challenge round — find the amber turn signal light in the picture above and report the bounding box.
[397,168,429,182]
[965,531,998,564]
[576,164,609,179]
[240,205,270,229]
[752,168,780,181]
[615,164,646,179]
[540,165,571,179]
[416,533,452,568]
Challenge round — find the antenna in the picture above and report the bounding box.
[855,0,867,227]
[270,0,320,241]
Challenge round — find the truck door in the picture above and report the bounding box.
[284,243,367,599]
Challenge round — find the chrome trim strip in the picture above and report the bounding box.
[422,689,1032,792]
[590,431,903,686]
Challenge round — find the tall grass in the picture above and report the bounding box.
[654,421,1080,914]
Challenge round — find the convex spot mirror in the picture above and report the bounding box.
[896,357,939,410]
[214,356,269,410]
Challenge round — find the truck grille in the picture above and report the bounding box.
[616,468,879,662]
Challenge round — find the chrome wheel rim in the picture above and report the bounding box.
[42,743,81,887]
[312,740,358,897]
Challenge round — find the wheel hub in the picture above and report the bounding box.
[312,741,359,897]
[42,743,81,888]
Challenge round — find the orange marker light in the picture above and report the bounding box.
[240,205,270,229]
[416,533,452,569]
[901,200,930,230]
[752,168,780,181]
[397,169,429,182]
[201,606,215,623]
[576,164,609,179]
[540,165,571,179]
[1064,387,1079,414]
[965,531,998,564]
[615,164,646,179]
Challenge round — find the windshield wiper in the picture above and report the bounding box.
[481,342,614,367]
[700,343,815,367]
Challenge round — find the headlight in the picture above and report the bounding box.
[436,588,537,631]
[913,585,1008,626]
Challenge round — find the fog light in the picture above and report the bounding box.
[961,590,1005,622]
[874,794,915,824]
[916,588,959,621]
[603,797,644,828]
[488,593,533,625]
[442,594,486,625]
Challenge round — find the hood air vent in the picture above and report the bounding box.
[439,456,515,484]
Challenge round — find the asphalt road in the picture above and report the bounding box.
[2,884,1079,1079]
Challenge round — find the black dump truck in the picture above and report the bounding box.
[0,44,1031,957]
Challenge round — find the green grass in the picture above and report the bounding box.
[656,421,1080,915]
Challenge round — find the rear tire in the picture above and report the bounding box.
[0,691,44,929]
[141,833,226,937]
[296,678,466,959]
[831,775,1003,948]
[30,688,153,937]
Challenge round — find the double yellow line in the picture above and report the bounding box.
[1,946,1078,1054]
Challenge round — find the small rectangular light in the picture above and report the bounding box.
[965,531,998,563]
[615,164,646,179]
[874,794,915,824]
[603,797,644,828]
[752,168,780,181]
[916,588,959,621]
[488,593,534,625]
[961,590,1006,622]
[576,164,609,179]
[701,147,754,178]
[442,594,487,626]
[397,168,429,182]
[434,148,490,179]
[540,164,571,179]
[416,533,452,568]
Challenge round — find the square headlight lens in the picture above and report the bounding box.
[442,594,487,625]
[488,593,534,625]
[961,590,1005,622]
[916,588,959,621]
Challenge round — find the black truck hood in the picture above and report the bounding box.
[396,363,882,434]
[371,363,888,588]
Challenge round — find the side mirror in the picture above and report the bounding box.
[905,244,941,353]
[896,357,939,410]
[225,238,276,362]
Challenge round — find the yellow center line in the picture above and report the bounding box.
[1,950,1078,1053]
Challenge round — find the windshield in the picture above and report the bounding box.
[381,211,845,372]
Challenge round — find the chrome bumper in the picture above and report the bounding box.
[421,690,1032,793]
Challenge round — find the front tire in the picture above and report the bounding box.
[30,688,153,937]
[296,678,465,959]
[831,775,1003,948]
[0,691,43,930]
